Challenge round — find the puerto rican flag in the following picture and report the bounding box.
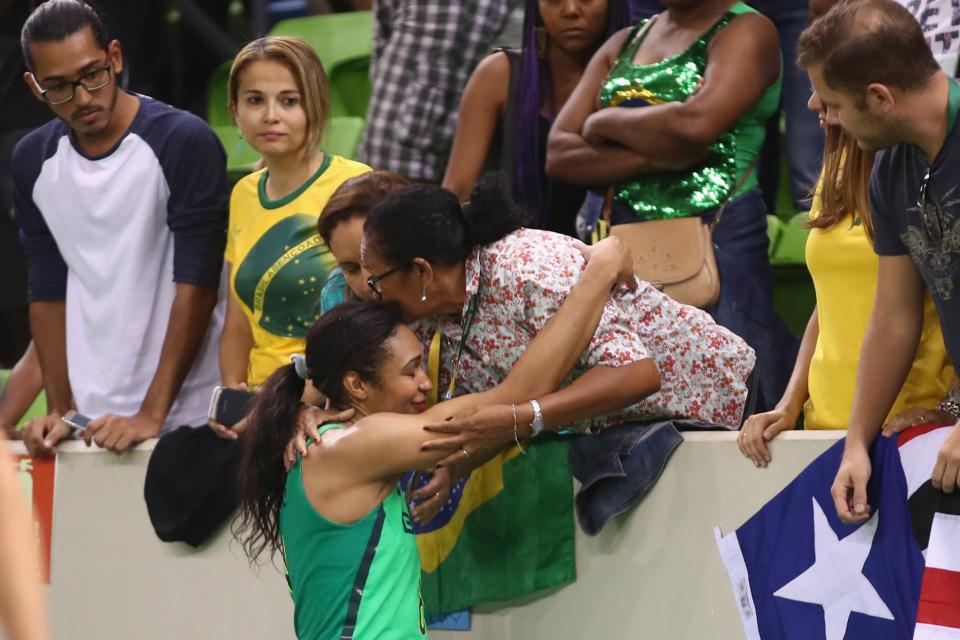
[715,424,960,640]
[904,426,960,639]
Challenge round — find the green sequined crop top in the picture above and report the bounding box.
[599,2,781,220]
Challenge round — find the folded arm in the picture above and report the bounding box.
[582,13,780,168]
[546,28,656,185]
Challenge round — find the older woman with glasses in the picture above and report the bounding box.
[357,174,757,465]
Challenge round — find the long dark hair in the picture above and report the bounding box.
[514,0,633,225]
[364,172,527,268]
[234,301,405,563]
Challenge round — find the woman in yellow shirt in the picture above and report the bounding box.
[738,98,954,467]
[212,36,370,439]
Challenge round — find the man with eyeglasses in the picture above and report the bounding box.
[12,0,227,456]
[796,0,960,522]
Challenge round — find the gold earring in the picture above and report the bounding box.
[420,287,427,303]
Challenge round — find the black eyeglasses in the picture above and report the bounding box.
[366,263,409,299]
[36,63,113,105]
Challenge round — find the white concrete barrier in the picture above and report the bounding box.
[7,430,843,640]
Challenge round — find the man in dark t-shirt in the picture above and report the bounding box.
[797,0,960,523]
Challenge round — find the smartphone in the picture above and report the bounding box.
[208,386,256,427]
[62,410,92,433]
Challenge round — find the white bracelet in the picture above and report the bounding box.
[511,404,526,455]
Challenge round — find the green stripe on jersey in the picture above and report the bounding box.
[280,424,427,639]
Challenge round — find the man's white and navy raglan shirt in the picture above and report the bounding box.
[12,94,227,431]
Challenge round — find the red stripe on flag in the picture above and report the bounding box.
[898,423,956,448]
[917,568,960,629]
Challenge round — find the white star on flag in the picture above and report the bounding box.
[774,498,894,640]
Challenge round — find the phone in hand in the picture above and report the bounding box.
[208,386,256,427]
[62,410,92,433]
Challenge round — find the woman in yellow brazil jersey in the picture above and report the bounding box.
[211,36,370,440]
[737,92,954,467]
[233,241,652,640]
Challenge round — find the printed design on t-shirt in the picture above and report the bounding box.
[234,214,327,337]
[902,184,960,300]
[904,0,960,59]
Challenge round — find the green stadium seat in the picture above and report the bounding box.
[772,212,810,265]
[212,125,261,181]
[322,116,365,160]
[770,212,815,336]
[0,369,47,431]
[207,61,233,129]
[269,12,373,118]
[766,214,783,258]
[330,58,373,120]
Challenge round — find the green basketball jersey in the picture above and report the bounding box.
[279,424,428,640]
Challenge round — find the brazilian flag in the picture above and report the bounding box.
[413,436,576,616]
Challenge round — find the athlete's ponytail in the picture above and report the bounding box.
[234,363,304,563]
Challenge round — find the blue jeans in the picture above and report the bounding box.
[568,420,683,535]
[749,0,824,211]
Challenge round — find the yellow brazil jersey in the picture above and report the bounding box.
[804,192,953,430]
[226,154,370,386]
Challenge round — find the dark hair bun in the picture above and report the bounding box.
[463,172,529,247]
[364,172,528,268]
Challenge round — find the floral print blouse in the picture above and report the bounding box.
[414,229,757,431]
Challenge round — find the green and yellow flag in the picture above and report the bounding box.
[414,437,575,616]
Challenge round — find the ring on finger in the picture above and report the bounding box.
[461,446,471,459]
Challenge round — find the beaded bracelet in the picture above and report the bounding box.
[936,398,960,421]
[936,387,960,420]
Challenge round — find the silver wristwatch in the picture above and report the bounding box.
[528,399,545,437]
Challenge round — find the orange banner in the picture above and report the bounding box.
[13,455,55,583]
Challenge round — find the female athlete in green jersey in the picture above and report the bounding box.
[233,238,656,640]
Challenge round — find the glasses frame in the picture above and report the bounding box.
[36,63,113,106]
[366,262,410,299]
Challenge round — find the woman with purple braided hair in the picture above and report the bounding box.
[443,0,632,237]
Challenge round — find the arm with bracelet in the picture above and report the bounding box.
[418,249,662,474]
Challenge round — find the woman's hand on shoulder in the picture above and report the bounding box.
[283,405,357,470]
